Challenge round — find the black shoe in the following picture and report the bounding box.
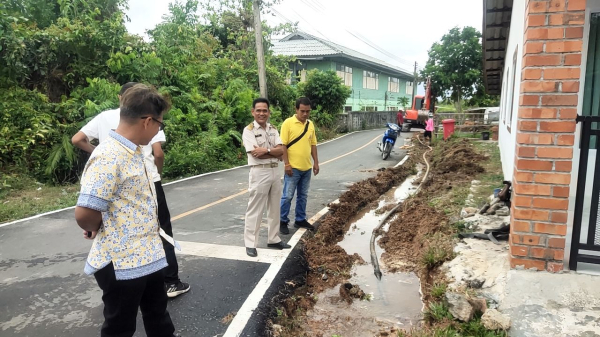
[280,221,290,235]
[294,219,315,231]
[267,241,292,249]
[246,247,258,257]
[166,281,190,298]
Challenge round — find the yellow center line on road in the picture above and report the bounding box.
[171,134,381,222]
[171,189,249,222]
[320,135,379,166]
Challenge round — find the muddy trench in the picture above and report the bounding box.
[266,136,486,337]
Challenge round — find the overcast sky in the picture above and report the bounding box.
[124,0,483,74]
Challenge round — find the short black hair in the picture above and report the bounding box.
[120,84,170,120]
[253,97,270,109]
[296,97,312,109]
[120,82,138,96]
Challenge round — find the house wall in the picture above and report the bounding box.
[304,60,412,112]
[347,65,412,111]
[498,0,527,182]
[508,0,586,273]
[565,0,600,274]
[308,60,335,72]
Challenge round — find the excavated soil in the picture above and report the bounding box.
[269,136,487,336]
[380,137,486,301]
[269,146,422,336]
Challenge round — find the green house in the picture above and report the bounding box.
[272,31,414,112]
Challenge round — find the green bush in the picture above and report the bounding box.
[299,70,351,128]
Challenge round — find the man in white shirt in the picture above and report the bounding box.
[72,82,190,298]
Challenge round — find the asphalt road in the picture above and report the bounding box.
[0,129,414,337]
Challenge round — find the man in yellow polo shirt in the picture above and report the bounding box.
[279,97,320,234]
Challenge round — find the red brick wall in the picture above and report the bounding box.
[510,0,585,272]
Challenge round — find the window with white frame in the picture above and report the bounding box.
[507,47,518,132]
[336,64,353,86]
[363,71,379,90]
[388,77,399,93]
[406,81,413,95]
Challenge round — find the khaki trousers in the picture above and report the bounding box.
[244,166,282,248]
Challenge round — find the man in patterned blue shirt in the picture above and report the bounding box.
[75,84,179,337]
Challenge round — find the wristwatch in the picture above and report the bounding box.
[267,148,271,154]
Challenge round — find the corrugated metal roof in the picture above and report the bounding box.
[271,39,338,56]
[482,0,513,95]
[272,32,413,78]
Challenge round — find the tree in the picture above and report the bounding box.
[420,26,485,111]
[0,0,300,184]
[398,96,409,110]
[299,70,352,128]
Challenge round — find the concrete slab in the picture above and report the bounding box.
[443,212,600,337]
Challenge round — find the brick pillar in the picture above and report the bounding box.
[510,0,585,272]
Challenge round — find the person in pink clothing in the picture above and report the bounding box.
[424,116,434,142]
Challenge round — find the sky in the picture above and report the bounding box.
[124,0,483,74]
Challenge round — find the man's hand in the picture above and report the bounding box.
[285,165,293,177]
[313,163,320,176]
[83,230,98,240]
[251,145,268,158]
[71,131,96,154]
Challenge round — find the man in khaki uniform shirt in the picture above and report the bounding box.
[242,98,292,257]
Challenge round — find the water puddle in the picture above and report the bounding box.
[304,168,424,336]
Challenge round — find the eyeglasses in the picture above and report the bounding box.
[140,116,165,131]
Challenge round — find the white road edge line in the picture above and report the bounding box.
[0,129,377,229]
[223,206,330,337]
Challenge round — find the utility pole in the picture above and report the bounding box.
[253,0,268,99]
[412,62,417,106]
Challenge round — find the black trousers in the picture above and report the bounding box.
[155,181,180,285]
[94,263,175,337]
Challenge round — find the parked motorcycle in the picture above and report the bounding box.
[377,123,400,160]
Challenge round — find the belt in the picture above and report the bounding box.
[252,162,278,168]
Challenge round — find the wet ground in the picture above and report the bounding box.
[301,168,425,336]
[276,161,423,337]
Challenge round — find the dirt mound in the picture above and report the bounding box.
[271,147,423,336]
[379,200,449,271]
[269,135,495,336]
[425,138,486,192]
[307,158,418,293]
[380,135,489,300]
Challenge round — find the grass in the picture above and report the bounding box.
[0,174,79,224]
[0,126,351,224]
[469,142,504,207]
[421,246,451,270]
[430,282,448,299]
[424,301,453,323]
[405,307,509,337]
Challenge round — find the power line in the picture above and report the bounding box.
[288,7,331,41]
[292,0,416,70]
[270,7,295,25]
[306,0,326,12]
[299,0,321,13]
[345,29,414,69]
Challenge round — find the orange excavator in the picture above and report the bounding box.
[402,77,435,131]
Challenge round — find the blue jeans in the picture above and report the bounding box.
[280,168,312,223]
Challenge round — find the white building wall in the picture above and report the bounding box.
[498,0,526,182]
